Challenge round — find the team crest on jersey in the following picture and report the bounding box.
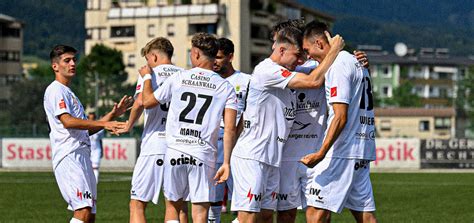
[59,99,66,109]
[330,87,337,97]
[281,69,292,78]
[235,85,240,92]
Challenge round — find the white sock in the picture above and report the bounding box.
[231,217,239,223]
[208,206,222,223]
[93,169,99,183]
[70,218,84,223]
[166,221,179,223]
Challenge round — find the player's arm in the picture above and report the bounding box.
[236,115,244,137]
[300,103,348,168]
[214,108,237,185]
[59,114,127,135]
[138,66,161,108]
[287,32,345,89]
[116,93,144,134]
[89,95,133,135]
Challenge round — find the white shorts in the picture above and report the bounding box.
[130,154,165,204]
[90,148,101,168]
[163,149,216,203]
[277,161,310,211]
[230,156,279,212]
[305,157,376,213]
[54,147,97,214]
[212,162,233,202]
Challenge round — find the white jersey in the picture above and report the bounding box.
[89,129,104,153]
[216,71,251,163]
[135,64,183,156]
[153,67,238,167]
[232,58,297,167]
[282,60,327,161]
[324,51,376,160]
[43,80,90,169]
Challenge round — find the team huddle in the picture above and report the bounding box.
[43,20,377,223]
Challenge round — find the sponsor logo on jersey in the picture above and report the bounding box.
[330,87,337,97]
[182,73,217,89]
[296,93,321,113]
[275,193,288,201]
[244,120,251,128]
[288,133,318,140]
[247,188,262,203]
[281,69,292,78]
[355,130,376,140]
[277,136,287,143]
[359,115,375,125]
[354,160,370,170]
[291,121,312,131]
[156,159,164,166]
[59,99,66,109]
[284,102,296,121]
[169,154,203,166]
[136,84,141,91]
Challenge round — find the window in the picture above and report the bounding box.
[251,24,270,40]
[148,24,155,38]
[127,54,135,67]
[381,85,392,97]
[188,23,216,35]
[187,49,192,68]
[0,51,20,62]
[380,120,391,131]
[167,24,175,37]
[435,117,451,130]
[381,65,391,77]
[86,29,92,39]
[419,120,430,131]
[111,26,135,38]
[0,26,20,38]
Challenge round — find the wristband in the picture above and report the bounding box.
[143,74,152,81]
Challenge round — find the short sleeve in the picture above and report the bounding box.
[153,72,177,104]
[261,65,297,89]
[134,74,143,99]
[51,88,73,118]
[326,63,351,105]
[224,83,238,111]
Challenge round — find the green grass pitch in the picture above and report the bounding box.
[0,172,473,222]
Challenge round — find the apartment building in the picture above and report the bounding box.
[0,14,23,105]
[85,0,334,83]
[360,44,474,108]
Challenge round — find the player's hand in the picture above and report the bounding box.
[213,163,230,185]
[111,95,133,117]
[115,121,131,134]
[300,152,325,168]
[138,65,152,77]
[325,31,345,52]
[354,50,369,68]
[104,121,127,136]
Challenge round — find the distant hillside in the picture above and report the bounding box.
[299,0,474,56]
[0,0,85,59]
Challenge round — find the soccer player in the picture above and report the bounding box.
[118,37,187,223]
[272,21,370,223]
[208,37,251,223]
[300,21,377,223]
[230,27,344,223]
[43,45,131,223]
[139,33,238,223]
[87,112,105,183]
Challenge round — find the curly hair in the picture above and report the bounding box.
[191,32,218,59]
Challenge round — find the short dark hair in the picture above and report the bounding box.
[271,19,305,39]
[217,38,234,55]
[141,37,174,58]
[274,26,303,51]
[191,32,218,59]
[50,45,77,63]
[303,21,330,43]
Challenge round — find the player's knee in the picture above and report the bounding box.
[73,207,92,222]
[278,210,296,222]
[130,199,146,211]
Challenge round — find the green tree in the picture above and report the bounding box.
[457,66,474,132]
[76,44,133,116]
[385,82,422,107]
